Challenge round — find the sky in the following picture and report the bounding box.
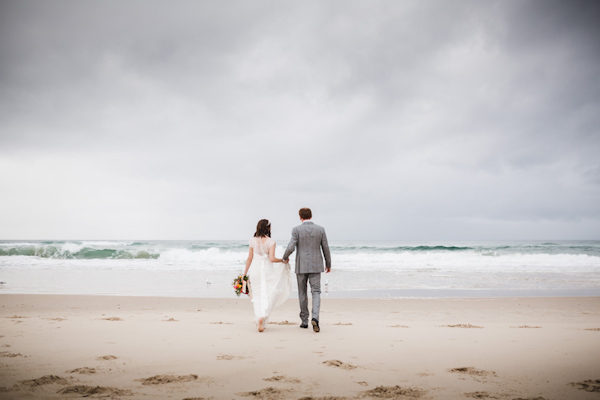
[1,0,599,241]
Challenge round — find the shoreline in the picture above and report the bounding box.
[1,294,599,399]
[2,288,600,299]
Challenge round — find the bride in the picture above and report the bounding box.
[243,219,291,332]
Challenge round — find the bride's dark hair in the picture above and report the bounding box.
[254,219,271,238]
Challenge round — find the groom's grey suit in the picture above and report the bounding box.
[283,221,331,324]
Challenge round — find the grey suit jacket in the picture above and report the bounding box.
[283,221,332,274]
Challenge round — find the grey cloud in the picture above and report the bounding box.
[0,0,599,240]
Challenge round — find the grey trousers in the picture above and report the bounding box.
[296,273,321,323]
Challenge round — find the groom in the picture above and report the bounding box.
[283,208,331,332]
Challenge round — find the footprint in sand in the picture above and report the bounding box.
[263,375,301,383]
[332,322,353,326]
[449,367,497,382]
[510,325,541,329]
[511,397,547,400]
[584,328,600,331]
[269,320,296,325]
[322,360,357,370]
[97,355,118,360]
[570,379,600,392]
[449,367,496,377]
[101,317,123,321]
[238,387,289,399]
[210,321,233,325]
[137,374,198,385]
[464,391,498,399]
[66,367,96,375]
[441,324,483,328]
[389,325,410,328]
[362,385,427,398]
[19,375,69,387]
[163,318,178,322]
[57,385,132,397]
[217,354,247,361]
[0,352,23,358]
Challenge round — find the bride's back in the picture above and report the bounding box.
[250,236,274,257]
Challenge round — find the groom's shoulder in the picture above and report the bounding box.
[304,221,326,232]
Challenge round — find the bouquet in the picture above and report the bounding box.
[233,275,250,297]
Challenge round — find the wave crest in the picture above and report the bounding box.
[0,245,159,259]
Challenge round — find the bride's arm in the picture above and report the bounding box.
[268,243,283,263]
[243,247,253,276]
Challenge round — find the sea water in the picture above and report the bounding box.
[0,240,599,298]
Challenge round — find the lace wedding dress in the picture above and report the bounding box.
[248,236,291,324]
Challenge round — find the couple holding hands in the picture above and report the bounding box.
[243,208,332,333]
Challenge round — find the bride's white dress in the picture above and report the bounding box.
[248,236,291,324]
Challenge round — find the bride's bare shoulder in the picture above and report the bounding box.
[258,236,276,246]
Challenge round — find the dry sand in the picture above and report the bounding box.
[0,294,599,399]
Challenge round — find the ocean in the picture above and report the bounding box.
[1,240,599,298]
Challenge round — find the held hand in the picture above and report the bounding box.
[282,258,289,264]
[325,268,331,273]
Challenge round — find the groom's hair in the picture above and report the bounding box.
[299,208,312,220]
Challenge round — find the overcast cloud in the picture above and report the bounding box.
[1,0,599,240]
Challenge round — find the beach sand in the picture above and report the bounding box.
[0,294,599,400]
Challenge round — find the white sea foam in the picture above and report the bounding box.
[333,251,600,272]
[60,242,85,254]
[81,241,134,247]
[158,247,246,269]
[1,240,600,296]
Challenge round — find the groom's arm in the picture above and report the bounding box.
[282,227,298,261]
[321,229,331,272]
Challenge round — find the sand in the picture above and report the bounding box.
[0,294,599,400]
